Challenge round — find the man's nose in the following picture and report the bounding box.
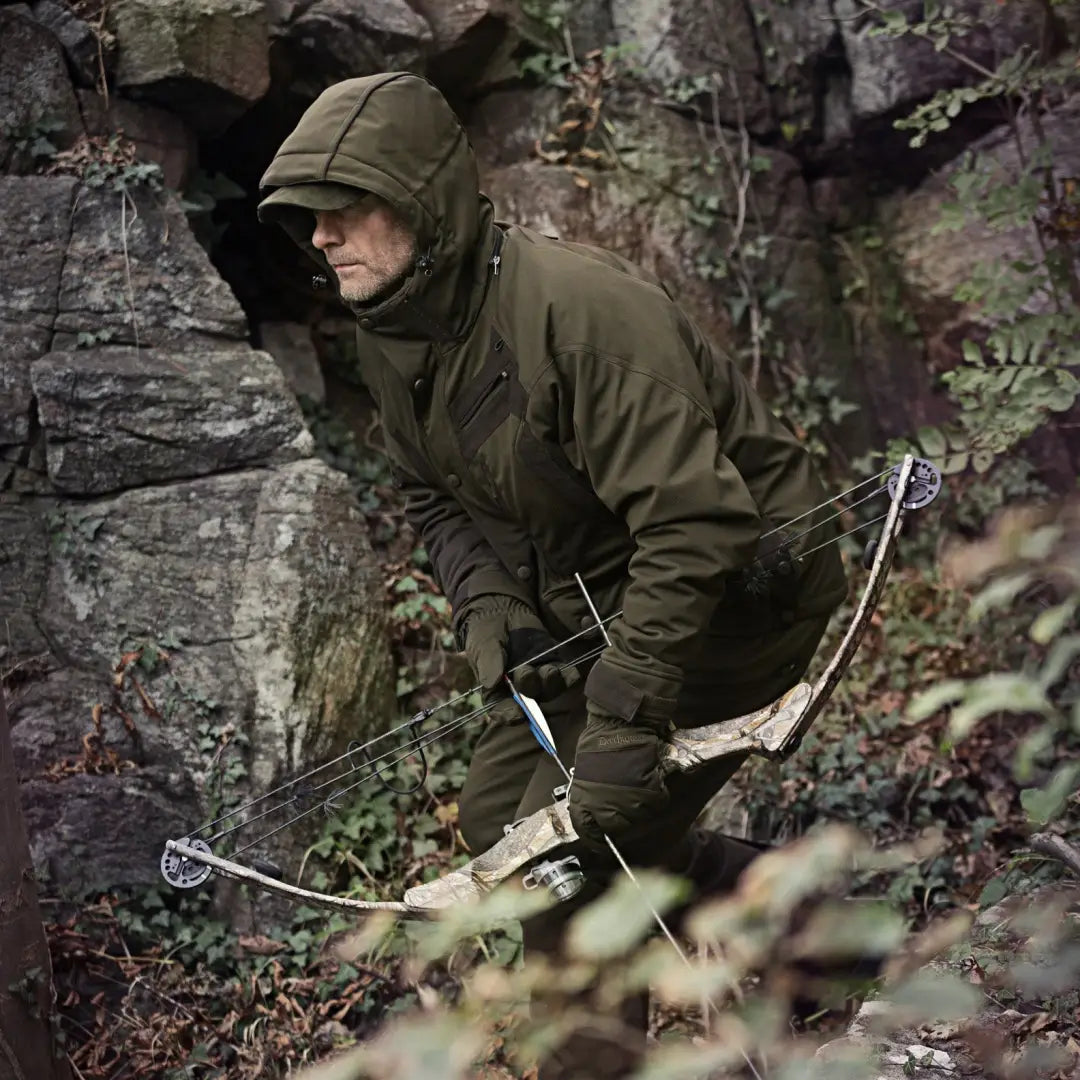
[311,212,342,250]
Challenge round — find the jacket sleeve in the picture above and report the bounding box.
[388,453,534,632]
[553,349,763,722]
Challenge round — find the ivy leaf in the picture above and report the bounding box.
[1030,598,1078,645]
[969,572,1033,620]
[566,871,688,961]
[908,679,967,722]
[948,673,1053,740]
[1020,763,1080,825]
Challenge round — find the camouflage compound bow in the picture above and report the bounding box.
[162,455,942,917]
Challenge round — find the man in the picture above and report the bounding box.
[259,72,848,1076]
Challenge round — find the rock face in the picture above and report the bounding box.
[477,88,860,408]
[0,6,85,173]
[889,93,1080,323]
[611,0,772,133]
[32,347,312,494]
[77,91,197,190]
[836,0,1045,122]
[108,0,270,133]
[15,459,390,888]
[259,321,327,403]
[53,185,250,350]
[0,177,76,450]
[275,0,433,94]
[1,171,394,892]
[30,0,107,89]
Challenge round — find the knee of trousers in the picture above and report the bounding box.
[457,791,508,856]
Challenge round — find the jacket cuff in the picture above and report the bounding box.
[584,657,680,724]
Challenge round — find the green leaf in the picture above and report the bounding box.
[1030,598,1078,645]
[566,871,688,961]
[916,425,947,459]
[961,339,983,365]
[969,572,1033,620]
[907,679,967,722]
[949,673,1053,740]
[978,877,1008,907]
[1038,633,1080,690]
[1020,762,1080,825]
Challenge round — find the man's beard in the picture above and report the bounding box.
[334,238,418,304]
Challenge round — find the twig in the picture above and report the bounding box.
[1028,833,1080,879]
[0,1030,28,1080]
[119,190,141,358]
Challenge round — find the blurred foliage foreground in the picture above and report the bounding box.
[43,478,1080,1079]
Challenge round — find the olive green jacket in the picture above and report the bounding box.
[259,72,847,724]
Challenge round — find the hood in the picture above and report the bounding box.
[258,72,497,341]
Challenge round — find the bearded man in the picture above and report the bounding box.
[259,71,848,1078]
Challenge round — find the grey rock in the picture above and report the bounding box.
[77,90,197,190]
[0,176,77,448]
[611,0,772,134]
[750,0,839,136]
[108,0,270,134]
[31,0,107,89]
[0,6,84,172]
[836,0,1044,121]
[889,93,1080,321]
[283,0,432,92]
[21,770,199,891]
[16,459,394,890]
[471,86,562,168]
[479,90,855,391]
[259,322,326,404]
[53,184,249,351]
[566,0,614,54]
[409,0,516,91]
[32,346,312,494]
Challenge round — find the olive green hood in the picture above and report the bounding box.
[258,72,497,341]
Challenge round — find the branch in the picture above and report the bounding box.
[1028,833,1080,879]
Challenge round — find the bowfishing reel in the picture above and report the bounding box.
[522,855,585,903]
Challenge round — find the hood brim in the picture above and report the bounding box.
[257,181,366,221]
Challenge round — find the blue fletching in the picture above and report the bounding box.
[507,679,557,757]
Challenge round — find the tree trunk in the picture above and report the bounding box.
[0,686,71,1080]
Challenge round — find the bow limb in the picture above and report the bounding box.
[662,453,916,769]
[346,455,920,913]
[164,839,410,915]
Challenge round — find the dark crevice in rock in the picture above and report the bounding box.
[803,95,1013,193]
[734,0,770,123]
[808,19,853,147]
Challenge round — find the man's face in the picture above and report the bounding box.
[311,194,417,303]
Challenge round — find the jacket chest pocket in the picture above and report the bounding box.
[449,332,520,464]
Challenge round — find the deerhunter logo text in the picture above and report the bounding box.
[597,733,649,749]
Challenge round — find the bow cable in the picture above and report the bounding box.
[165,459,937,896]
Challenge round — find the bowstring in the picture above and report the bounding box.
[191,465,898,856]
[200,640,614,854]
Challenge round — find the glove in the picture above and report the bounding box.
[567,703,670,850]
[461,595,580,703]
